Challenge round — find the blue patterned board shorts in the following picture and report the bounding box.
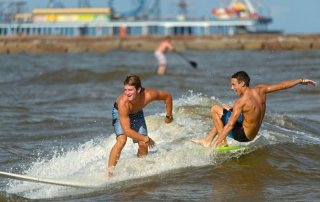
[112,105,148,143]
[220,108,249,142]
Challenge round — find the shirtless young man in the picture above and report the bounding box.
[108,75,173,176]
[154,36,175,75]
[192,71,317,148]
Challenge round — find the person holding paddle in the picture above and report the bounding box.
[107,75,173,177]
[192,71,317,148]
[154,36,176,75]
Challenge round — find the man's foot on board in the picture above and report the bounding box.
[191,138,211,147]
[209,140,228,149]
[105,171,114,179]
[106,166,114,178]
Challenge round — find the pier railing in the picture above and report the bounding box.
[0,19,267,37]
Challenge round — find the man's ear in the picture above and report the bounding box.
[241,81,246,87]
[137,87,142,93]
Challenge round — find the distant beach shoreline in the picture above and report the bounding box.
[1,34,320,54]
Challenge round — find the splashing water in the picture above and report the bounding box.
[4,93,318,199]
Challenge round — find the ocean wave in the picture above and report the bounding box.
[3,93,319,199]
[27,68,129,85]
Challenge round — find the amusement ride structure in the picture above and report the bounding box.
[0,0,276,36]
[108,0,161,19]
[0,1,27,22]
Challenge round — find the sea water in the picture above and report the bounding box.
[0,50,319,201]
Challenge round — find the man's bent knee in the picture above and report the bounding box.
[211,104,223,114]
[115,135,127,147]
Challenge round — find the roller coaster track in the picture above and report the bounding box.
[108,0,146,18]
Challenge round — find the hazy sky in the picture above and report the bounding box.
[23,0,320,34]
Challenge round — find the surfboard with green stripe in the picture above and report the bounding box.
[215,145,247,151]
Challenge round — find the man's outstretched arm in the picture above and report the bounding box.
[257,79,317,94]
[147,89,173,123]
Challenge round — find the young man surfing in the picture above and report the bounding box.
[108,75,173,177]
[192,71,317,148]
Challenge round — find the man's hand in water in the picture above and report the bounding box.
[210,139,227,149]
[145,137,155,148]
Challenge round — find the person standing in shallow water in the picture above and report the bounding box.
[108,75,173,177]
[154,36,176,75]
[192,71,317,148]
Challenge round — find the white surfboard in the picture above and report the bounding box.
[0,171,96,188]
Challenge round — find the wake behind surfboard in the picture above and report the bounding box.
[0,171,96,188]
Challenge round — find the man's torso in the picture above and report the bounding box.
[240,87,266,140]
[117,89,151,115]
[156,41,171,53]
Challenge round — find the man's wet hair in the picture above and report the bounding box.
[124,74,142,89]
[232,71,250,86]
